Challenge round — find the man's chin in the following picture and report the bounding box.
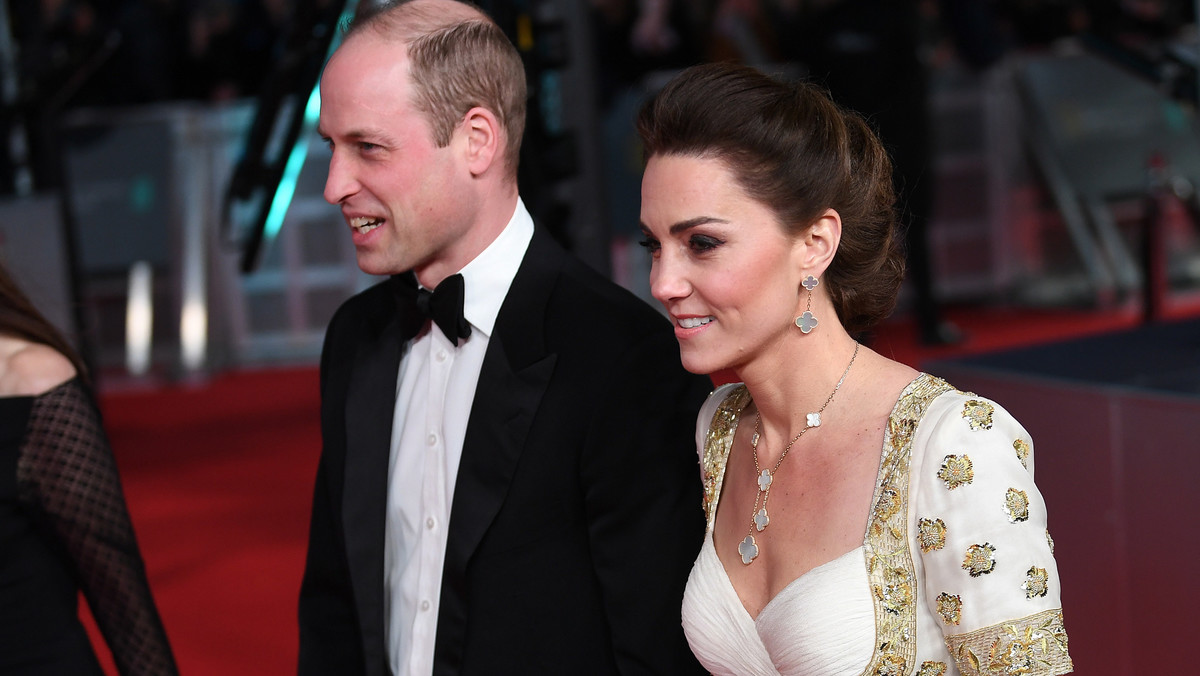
[354,253,407,278]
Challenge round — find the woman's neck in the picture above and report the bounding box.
[737,327,862,447]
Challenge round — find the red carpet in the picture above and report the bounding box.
[83,300,1169,674]
[90,367,321,675]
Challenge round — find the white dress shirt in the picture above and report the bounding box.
[384,199,534,676]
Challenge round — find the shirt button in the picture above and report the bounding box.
[426,433,438,446]
[420,600,431,612]
[426,517,436,530]
[435,350,447,362]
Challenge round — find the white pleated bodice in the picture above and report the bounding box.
[681,531,876,676]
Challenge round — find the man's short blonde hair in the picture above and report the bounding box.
[348,0,526,181]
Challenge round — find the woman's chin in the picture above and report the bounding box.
[679,352,725,378]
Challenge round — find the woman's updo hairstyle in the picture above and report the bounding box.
[637,61,905,333]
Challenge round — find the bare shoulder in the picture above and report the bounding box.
[853,347,921,416]
[859,346,920,388]
[0,337,77,397]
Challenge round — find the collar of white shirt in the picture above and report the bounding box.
[422,197,534,341]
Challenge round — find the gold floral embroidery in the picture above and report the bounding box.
[1023,566,1049,598]
[888,416,917,452]
[873,653,907,675]
[963,543,997,577]
[918,517,947,553]
[873,488,901,525]
[1046,530,1055,554]
[963,399,995,430]
[873,567,913,615]
[1013,439,1031,469]
[700,386,751,529]
[862,374,953,676]
[1004,488,1030,523]
[938,455,974,489]
[918,662,948,676]
[937,592,962,625]
[945,608,1072,675]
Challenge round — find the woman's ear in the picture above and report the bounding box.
[796,208,842,279]
[458,106,501,177]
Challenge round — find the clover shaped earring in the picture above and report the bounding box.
[795,275,820,334]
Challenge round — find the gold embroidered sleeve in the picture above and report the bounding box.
[912,392,1072,672]
[945,608,1073,675]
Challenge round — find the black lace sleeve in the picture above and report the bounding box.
[16,379,179,676]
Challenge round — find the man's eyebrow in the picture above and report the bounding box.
[318,127,395,143]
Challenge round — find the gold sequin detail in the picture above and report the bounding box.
[1023,566,1049,598]
[862,374,954,676]
[1004,488,1030,523]
[963,400,995,430]
[937,592,963,625]
[873,488,901,525]
[873,568,913,615]
[918,662,948,676]
[1013,438,1031,469]
[700,386,751,530]
[918,517,947,553]
[938,455,974,489]
[1046,530,1055,554]
[873,653,907,675]
[945,608,1072,675]
[963,543,997,577]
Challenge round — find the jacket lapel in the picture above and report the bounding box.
[446,335,555,562]
[433,229,560,675]
[343,305,407,675]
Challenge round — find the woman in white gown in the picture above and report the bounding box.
[636,62,1072,676]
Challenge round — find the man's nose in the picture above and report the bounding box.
[323,152,357,205]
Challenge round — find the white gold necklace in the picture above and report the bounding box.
[737,341,860,565]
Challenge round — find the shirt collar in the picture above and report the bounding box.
[451,197,534,339]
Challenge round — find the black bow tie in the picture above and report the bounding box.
[391,272,472,343]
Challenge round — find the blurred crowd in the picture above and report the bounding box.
[8,0,293,107]
[588,0,1194,96]
[6,0,1193,111]
[1,0,1193,207]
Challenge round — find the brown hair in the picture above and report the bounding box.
[348,0,526,180]
[0,262,87,380]
[637,61,905,333]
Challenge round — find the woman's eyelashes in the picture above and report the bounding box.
[637,236,661,255]
[637,232,726,257]
[688,234,724,252]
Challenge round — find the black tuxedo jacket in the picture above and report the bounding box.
[299,228,710,675]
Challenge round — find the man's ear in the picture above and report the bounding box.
[459,106,501,177]
[795,208,842,279]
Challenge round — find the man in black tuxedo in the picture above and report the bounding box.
[297,1,710,674]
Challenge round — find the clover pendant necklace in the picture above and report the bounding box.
[739,342,860,565]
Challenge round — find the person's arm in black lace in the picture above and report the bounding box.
[16,378,179,676]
